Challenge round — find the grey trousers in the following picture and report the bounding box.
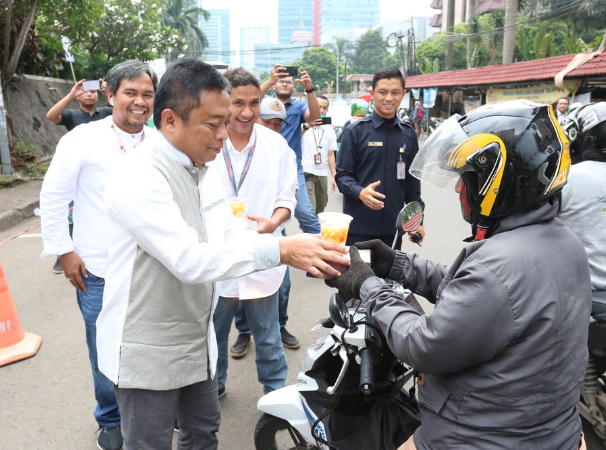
[114,374,220,450]
[304,172,329,215]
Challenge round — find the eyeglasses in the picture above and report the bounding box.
[276,80,293,85]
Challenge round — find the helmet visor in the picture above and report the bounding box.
[410,115,481,187]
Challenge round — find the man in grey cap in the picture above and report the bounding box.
[257,97,288,133]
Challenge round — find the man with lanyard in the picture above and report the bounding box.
[96,60,347,448]
[46,78,113,274]
[244,64,320,350]
[301,95,337,214]
[213,68,297,398]
[40,60,157,450]
[336,67,425,251]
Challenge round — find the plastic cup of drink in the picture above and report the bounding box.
[227,197,246,219]
[318,212,353,246]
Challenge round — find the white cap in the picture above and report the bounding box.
[260,97,288,124]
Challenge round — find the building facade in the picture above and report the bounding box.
[240,27,271,70]
[202,9,231,65]
[317,0,381,46]
[278,0,314,44]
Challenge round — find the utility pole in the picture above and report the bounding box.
[0,73,14,175]
[445,0,455,70]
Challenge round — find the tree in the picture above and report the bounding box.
[297,47,338,93]
[350,29,388,74]
[416,24,468,73]
[162,0,210,61]
[502,0,519,64]
[326,36,353,95]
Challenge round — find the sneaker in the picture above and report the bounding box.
[229,333,251,358]
[218,386,226,399]
[174,419,179,433]
[52,256,63,274]
[280,327,300,349]
[97,426,123,450]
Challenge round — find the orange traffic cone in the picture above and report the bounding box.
[0,261,41,367]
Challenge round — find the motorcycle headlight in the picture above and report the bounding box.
[306,343,324,357]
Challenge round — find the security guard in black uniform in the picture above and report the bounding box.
[336,67,425,249]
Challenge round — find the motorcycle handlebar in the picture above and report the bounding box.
[410,232,423,245]
[359,347,375,395]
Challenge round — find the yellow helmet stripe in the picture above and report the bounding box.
[546,106,571,193]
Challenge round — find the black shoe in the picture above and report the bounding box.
[52,256,63,274]
[97,426,123,450]
[229,333,251,358]
[280,327,299,349]
[174,419,179,433]
[218,386,226,399]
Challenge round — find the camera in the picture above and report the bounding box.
[321,117,332,125]
[282,66,298,78]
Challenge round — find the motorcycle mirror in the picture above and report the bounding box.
[329,293,352,329]
[396,201,423,233]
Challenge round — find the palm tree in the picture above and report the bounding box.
[502,0,519,64]
[445,0,455,70]
[163,0,210,61]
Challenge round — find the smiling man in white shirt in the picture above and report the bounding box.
[40,60,157,450]
[96,59,348,450]
[212,68,298,398]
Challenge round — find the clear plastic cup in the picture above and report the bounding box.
[227,197,246,219]
[318,212,353,246]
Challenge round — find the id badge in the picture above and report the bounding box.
[397,161,406,179]
[314,153,322,165]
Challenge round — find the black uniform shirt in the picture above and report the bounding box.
[59,106,113,131]
[336,110,422,236]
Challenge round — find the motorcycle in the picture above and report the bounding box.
[427,117,443,136]
[579,301,606,449]
[255,202,425,450]
[398,108,412,126]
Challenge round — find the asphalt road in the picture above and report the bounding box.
[0,182,470,449]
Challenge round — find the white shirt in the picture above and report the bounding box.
[216,124,298,299]
[301,124,337,176]
[98,132,281,383]
[40,116,152,277]
[557,110,568,125]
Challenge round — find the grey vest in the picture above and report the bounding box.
[117,146,214,390]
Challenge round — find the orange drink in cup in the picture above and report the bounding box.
[227,197,246,218]
[318,212,353,248]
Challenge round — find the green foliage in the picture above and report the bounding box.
[36,0,183,79]
[162,0,210,60]
[350,29,389,74]
[298,47,338,92]
[422,57,440,74]
[417,24,468,73]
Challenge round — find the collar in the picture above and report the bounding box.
[80,107,99,116]
[157,130,202,168]
[370,110,402,129]
[226,125,257,154]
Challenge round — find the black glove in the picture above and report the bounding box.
[326,247,375,299]
[355,240,396,279]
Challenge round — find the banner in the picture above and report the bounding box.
[411,88,420,100]
[61,36,75,63]
[463,96,482,114]
[486,80,581,106]
[423,87,438,108]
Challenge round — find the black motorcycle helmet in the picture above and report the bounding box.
[410,100,570,235]
[561,102,606,163]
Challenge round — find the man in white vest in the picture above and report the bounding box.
[97,59,348,449]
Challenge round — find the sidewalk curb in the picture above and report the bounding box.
[0,200,40,233]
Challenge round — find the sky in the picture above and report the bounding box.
[200,0,436,33]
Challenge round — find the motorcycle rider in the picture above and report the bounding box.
[327,99,591,449]
[559,103,606,309]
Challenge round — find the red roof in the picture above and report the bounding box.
[345,74,374,82]
[406,52,606,89]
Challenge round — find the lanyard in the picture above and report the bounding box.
[111,122,145,153]
[222,130,257,195]
[312,126,325,151]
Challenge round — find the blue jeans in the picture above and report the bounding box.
[295,164,321,234]
[235,231,290,334]
[76,271,120,428]
[213,292,287,395]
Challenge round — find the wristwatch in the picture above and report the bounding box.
[303,124,309,130]
[305,88,315,94]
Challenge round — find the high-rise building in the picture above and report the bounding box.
[240,27,270,70]
[429,0,504,30]
[202,9,231,65]
[317,0,381,46]
[278,0,313,44]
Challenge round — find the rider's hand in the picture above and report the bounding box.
[326,247,375,299]
[409,225,425,243]
[359,181,385,210]
[355,240,397,279]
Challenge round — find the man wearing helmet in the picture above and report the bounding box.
[336,99,369,145]
[560,103,606,315]
[328,99,591,449]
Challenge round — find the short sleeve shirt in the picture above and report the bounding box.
[59,107,113,131]
[301,125,337,176]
